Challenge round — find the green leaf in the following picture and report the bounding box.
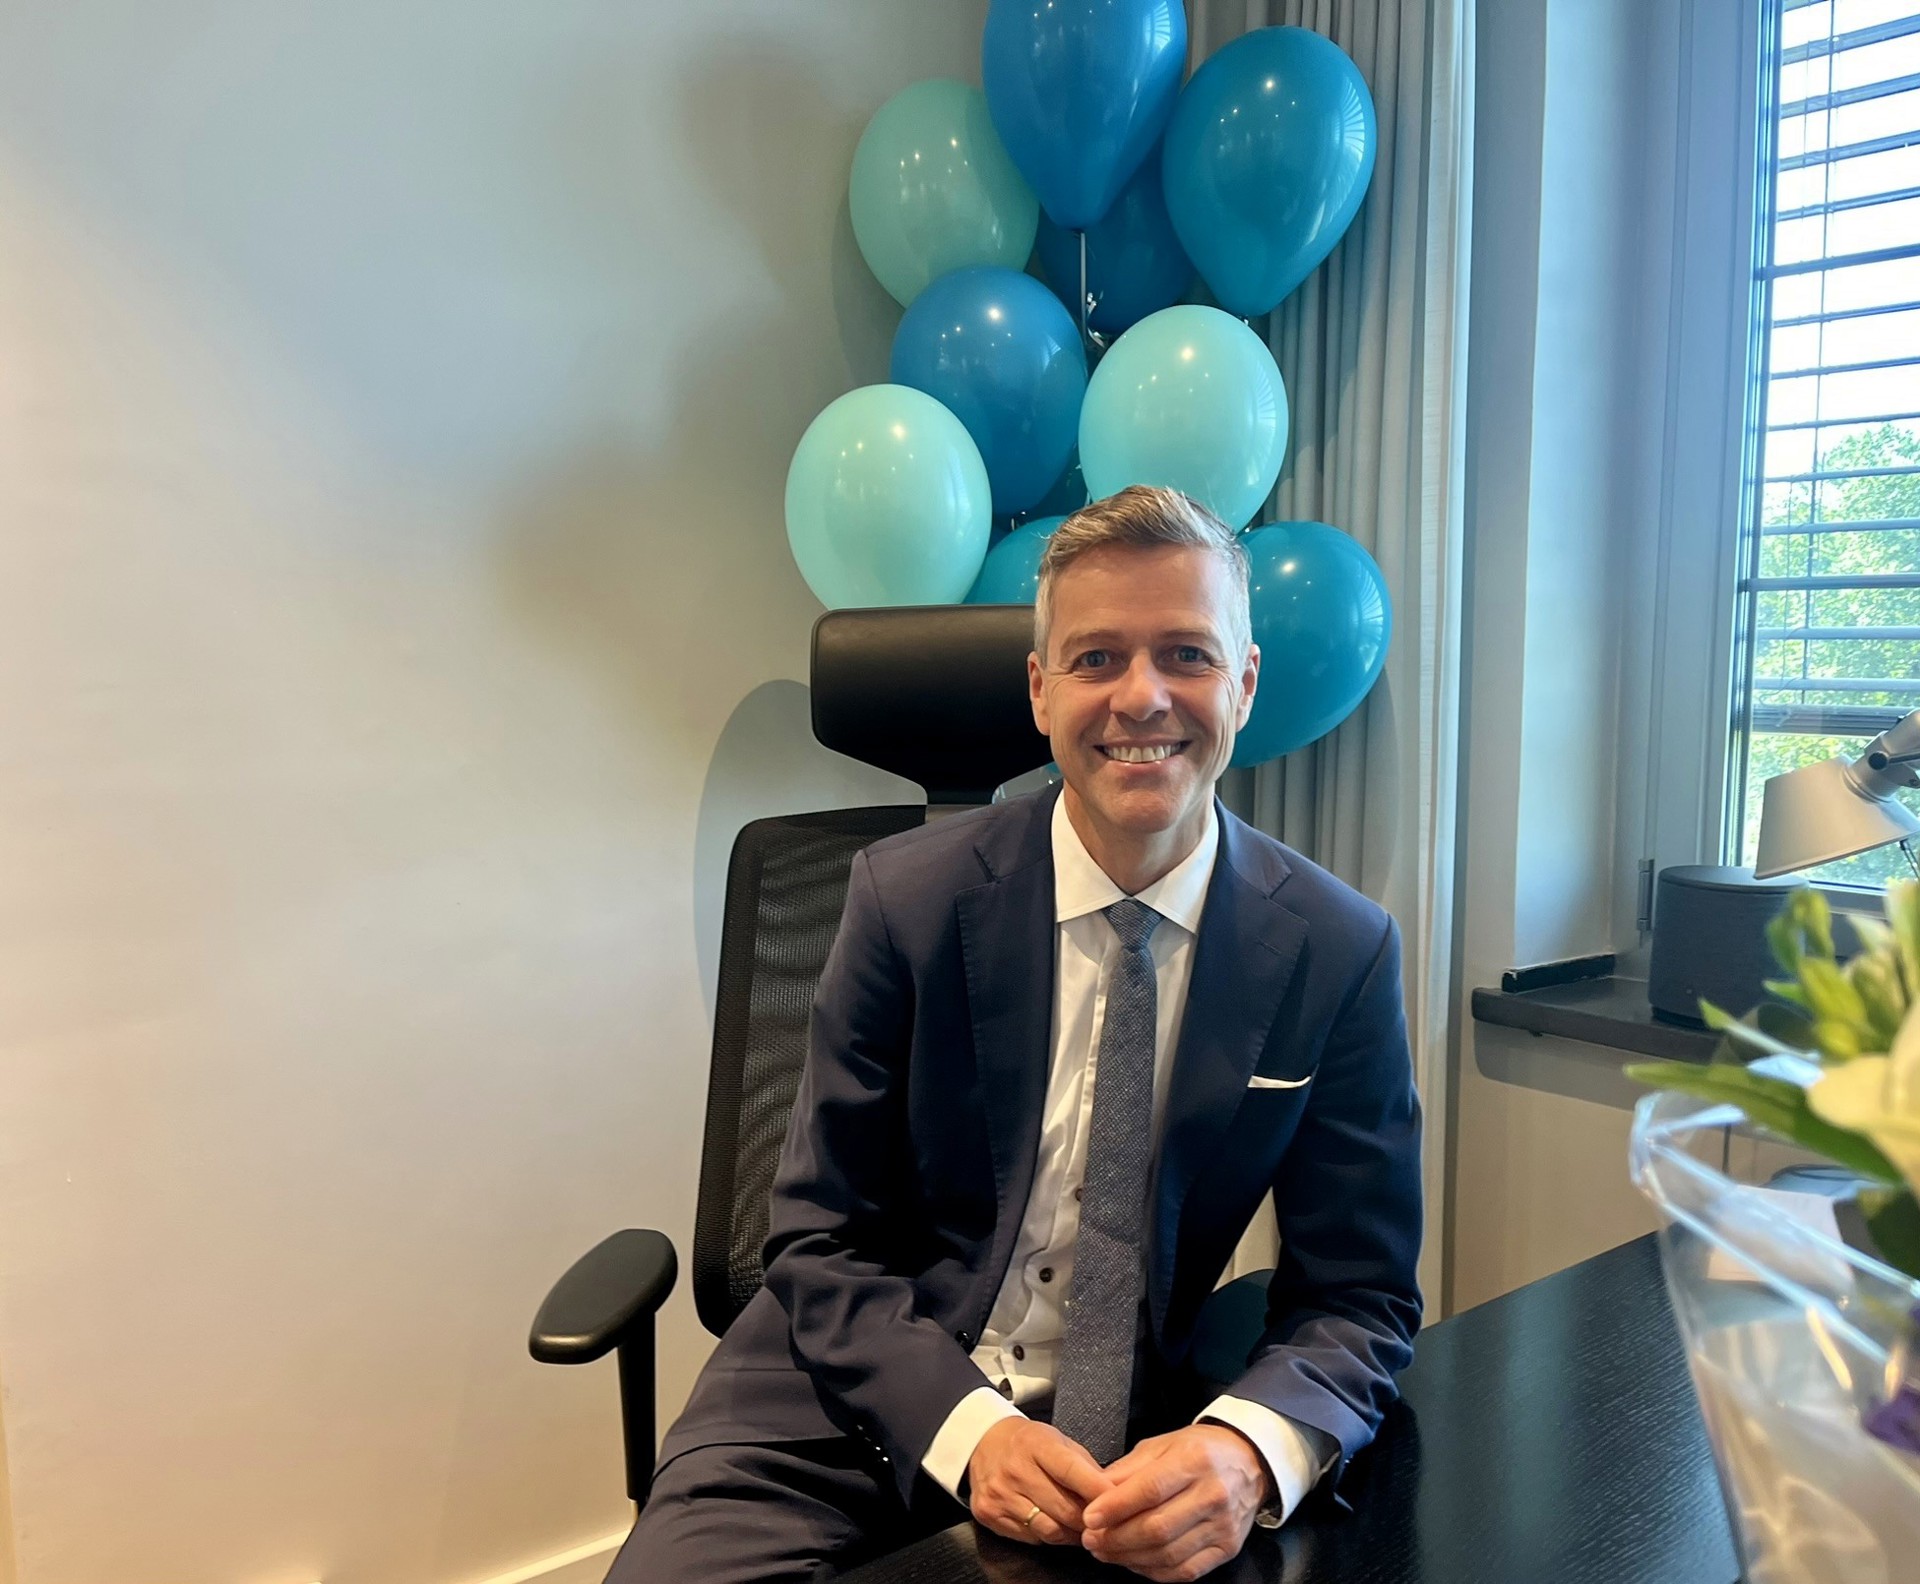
[1813,1018,1866,1059]
[1754,1000,1818,1050]
[1888,881,1920,1005]
[1800,957,1870,1036]
[1763,978,1812,1011]
[1768,908,1804,977]
[1849,913,1894,957]
[1701,1004,1804,1059]
[1850,953,1908,1049]
[1623,1059,1905,1185]
[1802,889,1836,963]
[1861,1187,1920,1283]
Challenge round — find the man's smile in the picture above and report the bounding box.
[1095,741,1192,764]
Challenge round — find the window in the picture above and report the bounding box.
[1730,0,1920,886]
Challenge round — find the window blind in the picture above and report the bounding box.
[1734,0,1920,884]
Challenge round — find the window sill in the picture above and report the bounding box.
[1469,977,1719,1062]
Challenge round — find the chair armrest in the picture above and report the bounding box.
[529,1229,678,1365]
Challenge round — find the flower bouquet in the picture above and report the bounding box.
[1628,883,1920,1582]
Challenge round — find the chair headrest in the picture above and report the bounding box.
[811,606,1051,805]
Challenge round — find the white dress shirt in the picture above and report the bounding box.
[919,795,1331,1525]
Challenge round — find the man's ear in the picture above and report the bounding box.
[1237,643,1260,730]
[1028,651,1051,736]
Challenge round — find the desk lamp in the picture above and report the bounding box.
[1649,716,1920,1023]
[1753,709,1920,881]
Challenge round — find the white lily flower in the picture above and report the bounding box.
[1808,998,1920,1196]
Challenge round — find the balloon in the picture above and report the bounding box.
[981,0,1187,230]
[966,515,1066,604]
[849,80,1039,307]
[1162,26,1377,318]
[1035,149,1195,336]
[784,385,992,608]
[1031,453,1090,519]
[1078,305,1288,529]
[890,268,1088,516]
[1231,522,1391,767]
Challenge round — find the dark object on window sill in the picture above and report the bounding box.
[1500,952,1614,995]
[1648,865,1805,1026]
[1470,976,1720,1061]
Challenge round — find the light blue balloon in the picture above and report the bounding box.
[966,515,1066,604]
[1078,305,1288,529]
[891,268,1087,517]
[1231,522,1391,767]
[1163,26,1377,318]
[1035,148,1195,336]
[785,385,992,608]
[849,80,1039,307]
[981,0,1187,231]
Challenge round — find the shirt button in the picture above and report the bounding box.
[1012,1344,1025,1361]
[998,1378,1014,1398]
[1074,1187,1083,1203]
[1039,1267,1054,1283]
[956,1330,974,1349]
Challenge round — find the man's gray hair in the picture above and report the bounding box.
[1033,485,1252,662]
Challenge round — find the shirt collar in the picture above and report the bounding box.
[1051,790,1219,937]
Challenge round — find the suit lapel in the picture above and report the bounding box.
[956,788,1059,1313]
[1150,807,1307,1332]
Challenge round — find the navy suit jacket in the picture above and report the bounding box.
[660,785,1423,1505]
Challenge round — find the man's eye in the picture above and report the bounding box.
[1074,650,1112,670]
[1171,646,1210,667]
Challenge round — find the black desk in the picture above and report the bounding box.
[838,1235,1739,1584]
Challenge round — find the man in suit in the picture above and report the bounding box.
[613,486,1422,1583]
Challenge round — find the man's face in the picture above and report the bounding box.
[1029,543,1259,847]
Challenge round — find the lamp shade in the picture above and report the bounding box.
[1752,755,1920,879]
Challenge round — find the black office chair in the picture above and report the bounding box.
[527,605,1050,1504]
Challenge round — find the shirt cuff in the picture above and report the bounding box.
[1198,1396,1337,1529]
[921,1386,1027,1501]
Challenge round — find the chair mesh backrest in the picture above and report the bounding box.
[691,806,925,1337]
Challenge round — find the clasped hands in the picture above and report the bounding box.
[966,1418,1272,1582]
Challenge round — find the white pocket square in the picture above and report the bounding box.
[1247,1073,1313,1090]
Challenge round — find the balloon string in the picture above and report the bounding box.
[1078,228,1090,349]
[1075,229,1107,362]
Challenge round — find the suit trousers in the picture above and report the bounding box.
[604,1436,966,1584]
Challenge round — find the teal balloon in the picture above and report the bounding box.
[1163,26,1377,317]
[849,80,1040,307]
[1231,521,1391,767]
[1078,305,1287,528]
[785,385,992,608]
[966,515,1065,604]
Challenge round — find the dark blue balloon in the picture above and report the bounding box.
[982,0,1187,231]
[1163,26,1377,319]
[890,267,1088,517]
[1231,522,1391,767]
[1030,452,1090,519]
[966,515,1066,604]
[1035,150,1195,336]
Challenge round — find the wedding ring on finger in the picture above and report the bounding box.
[1021,1502,1041,1529]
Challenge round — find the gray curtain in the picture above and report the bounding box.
[1193,0,1471,1304]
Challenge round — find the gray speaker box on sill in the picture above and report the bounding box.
[1648,865,1807,1026]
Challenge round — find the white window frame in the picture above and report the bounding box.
[1621,0,1780,959]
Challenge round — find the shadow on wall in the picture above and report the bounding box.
[490,35,927,1016]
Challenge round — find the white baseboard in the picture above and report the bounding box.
[463,1526,630,1584]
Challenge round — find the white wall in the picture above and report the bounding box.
[1448,0,1685,1311]
[0,4,967,1581]
[1448,0,1806,1312]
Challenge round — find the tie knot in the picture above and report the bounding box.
[1103,898,1161,952]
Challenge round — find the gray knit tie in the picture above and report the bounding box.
[1051,899,1161,1463]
